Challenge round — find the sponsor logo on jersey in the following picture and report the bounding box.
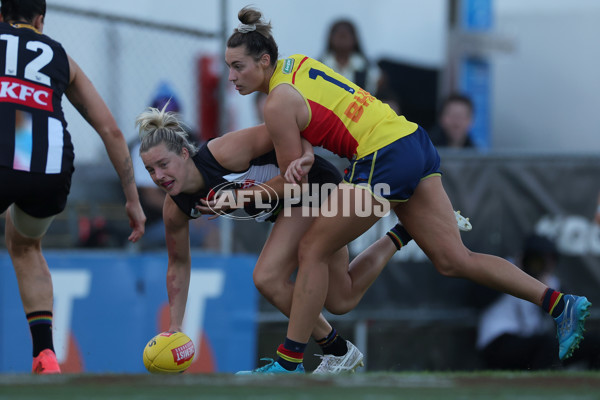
[240,179,256,188]
[282,58,295,74]
[0,77,53,111]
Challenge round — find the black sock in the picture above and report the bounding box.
[27,311,54,357]
[316,328,348,357]
[386,223,412,250]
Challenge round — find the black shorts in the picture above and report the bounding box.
[307,155,344,189]
[0,167,72,218]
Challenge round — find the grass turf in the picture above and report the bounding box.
[1,371,599,400]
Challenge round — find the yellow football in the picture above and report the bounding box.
[143,331,195,374]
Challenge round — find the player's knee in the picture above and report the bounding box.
[297,235,328,268]
[252,268,271,296]
[297,237,312,262]
[431,248,473,278]
[5,233,40,258]
[433,260,460,277]
[324,298,355,315]
[252,266,282,299]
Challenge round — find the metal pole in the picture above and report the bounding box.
[218,0,234,255]
[354,319,368,371]
[106,23,121,138]
[218,0,229,136]
[47,4,217,38]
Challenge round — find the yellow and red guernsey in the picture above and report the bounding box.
[269,54,418,160]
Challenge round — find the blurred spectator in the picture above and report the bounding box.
[131,82,219,250]
[476,234,600,370]
[320,19,380,94]
[428,93,476,149]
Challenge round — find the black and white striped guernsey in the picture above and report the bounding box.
[0,22,73,174]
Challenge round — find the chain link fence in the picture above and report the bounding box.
[45,3,223,163]
[1,3,235,249]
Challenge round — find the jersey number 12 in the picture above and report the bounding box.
[1,34,53,86]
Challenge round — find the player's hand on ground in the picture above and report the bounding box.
[284,154,314,184]
[126,201,146,242]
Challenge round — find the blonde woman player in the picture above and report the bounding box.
[136,106,471,374]
[225,6,591,374]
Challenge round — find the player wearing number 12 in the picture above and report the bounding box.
[0,0,145,374]
[226,6,591,374]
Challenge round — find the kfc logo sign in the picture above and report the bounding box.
[0,77,53,111]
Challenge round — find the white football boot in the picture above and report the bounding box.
[455,210,472,232]
[313,340,364,374]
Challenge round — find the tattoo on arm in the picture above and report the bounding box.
[122,156,135,185]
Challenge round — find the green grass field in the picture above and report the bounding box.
[1,371,599,400]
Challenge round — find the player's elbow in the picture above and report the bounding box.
[98,125,125,143]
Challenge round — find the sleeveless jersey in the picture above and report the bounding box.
[269,54,418,160]
[171,143,281,219]
[0,23,73,174]
[171,142,341,220]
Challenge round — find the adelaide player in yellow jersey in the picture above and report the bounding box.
[225,6,591,374]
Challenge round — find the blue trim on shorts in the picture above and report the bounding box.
[343,126,441,201]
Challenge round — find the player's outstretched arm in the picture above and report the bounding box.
[65,55,145,242]
[209,124,274,171]
[163,196,192,331]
